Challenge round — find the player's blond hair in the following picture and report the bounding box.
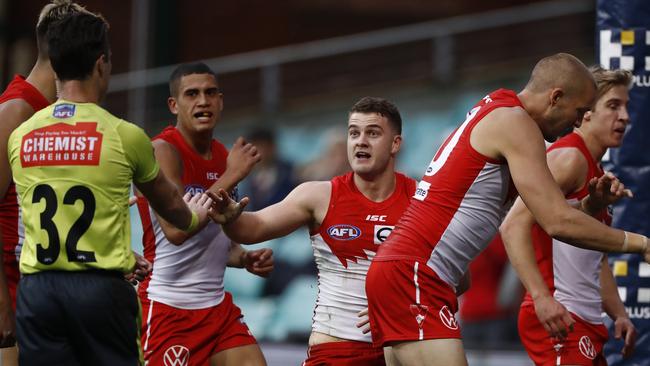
[590,66,633,102]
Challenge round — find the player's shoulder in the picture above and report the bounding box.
[152,138,181,162]
[546,147,589,177]
[0,98,37,128]
[295,180,331,195]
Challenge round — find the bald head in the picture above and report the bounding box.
[524,53,596,96]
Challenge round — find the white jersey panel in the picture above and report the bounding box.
[311,233,374,343]
[427,162,512,288]
[146,205,230,309]
[552,199,604,324]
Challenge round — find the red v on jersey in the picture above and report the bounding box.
[20,122,103,167]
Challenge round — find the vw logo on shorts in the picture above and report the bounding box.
[163,345,190,366]
[578,336,597,360]
[438,305,459,330]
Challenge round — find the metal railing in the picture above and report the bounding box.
[109,0,593,122]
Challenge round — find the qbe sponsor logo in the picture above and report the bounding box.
[414,181,430,201]
[374,225,394,244]
[327,224,361,240]
[163,345,190,366]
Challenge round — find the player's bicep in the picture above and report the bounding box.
[499,119,570,231]
[151,140,183,193]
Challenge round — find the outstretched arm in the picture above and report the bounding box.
[150,138,259,244]
[220,181,329,244]
[484,108,648,255]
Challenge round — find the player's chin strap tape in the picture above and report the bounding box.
[183,211,199,233]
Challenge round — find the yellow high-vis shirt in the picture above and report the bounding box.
[8,100,159,274]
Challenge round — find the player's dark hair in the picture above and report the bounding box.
[169,62,219,97]
[47,12,110,81]
[350,97,402,134]
[36,0,89,59]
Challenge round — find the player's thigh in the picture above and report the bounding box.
[2,346,18,366]
[210,344,266,366]
[384,346,404,366]
[391,339,468,366]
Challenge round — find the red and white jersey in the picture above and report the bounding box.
[376,89,520,289]
[523,132,610,324]
[137,126,232,309]
[0,75,49,302]
[311,172,416,342]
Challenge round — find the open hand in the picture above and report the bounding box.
[206,189,249,225]
[243,248,274,277]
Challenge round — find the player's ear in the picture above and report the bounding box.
[550,88,564,106]
[391,134,402,155]
[168,97,178,115]
[96,54,108,79]
[583,110,592,122]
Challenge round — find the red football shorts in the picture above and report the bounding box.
[366,259,461,348]
[141,292,257,366]
[303,341,386,366]
[519,304,608,366]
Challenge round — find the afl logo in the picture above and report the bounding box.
[185,184,205,196]
[327,225,361,240]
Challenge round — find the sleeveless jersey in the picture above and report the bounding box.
[8,100,159,274]
[0,75,50,279]
[311,172,416,342]
[523,132,610,324]
[376,89,520,289]
[137,126,231,309]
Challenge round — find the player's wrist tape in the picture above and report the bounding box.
[622,231,629,252]
[183,211,199,233]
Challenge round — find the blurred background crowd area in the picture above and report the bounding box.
[2,0,595,356]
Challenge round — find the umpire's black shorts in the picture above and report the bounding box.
[16,270,143,366]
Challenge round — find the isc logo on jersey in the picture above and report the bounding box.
[185,184,205,196]
[327,225,361,240]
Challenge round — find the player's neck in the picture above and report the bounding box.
[517,90,545,123]
[57,80,102,104]
[574,129,607,162]
[176,126,212,159]
[353,167,396,203]
[26,59,57,102]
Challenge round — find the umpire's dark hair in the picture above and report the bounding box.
[36,0,90,59]
[47,11,110,82]
[349,97,402,134]
[169,62,219,97]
